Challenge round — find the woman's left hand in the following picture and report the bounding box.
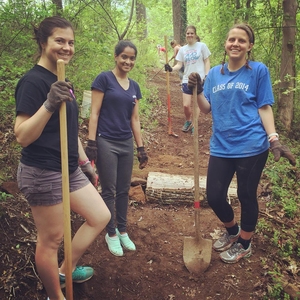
[270,140,296,166]
[137,147,148,169]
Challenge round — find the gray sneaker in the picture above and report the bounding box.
[219,242,252,264]
[213,227,240,252]
[182,121,193,132]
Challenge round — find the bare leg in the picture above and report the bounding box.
[182,93,192,121]
[182,93,200,121]
[60,183,110,273]
[31,204,65,300]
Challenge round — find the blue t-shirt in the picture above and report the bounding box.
[204,61,274,158]
[91,71,142,140]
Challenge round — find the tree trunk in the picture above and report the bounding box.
[136,0,147,40]
[278,0,297,131]
[52,0,63,15]
[172,0,187,45]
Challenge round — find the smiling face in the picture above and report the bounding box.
[225,28,253,63]
[115,46,136,73]
[186,27,197,45]
[40,27,74,72]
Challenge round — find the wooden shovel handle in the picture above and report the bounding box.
[57,59,73,300]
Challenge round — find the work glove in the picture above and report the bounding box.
[44,81,73,113]
[164,64,173,72]
[85,139,97,162]
[188,72,203,95]
[137,146,148,169]
[80,161,98,186]
[270,140,296,166]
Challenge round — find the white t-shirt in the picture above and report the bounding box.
[176,42,211,83]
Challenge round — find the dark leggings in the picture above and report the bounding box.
[206,150,269,232]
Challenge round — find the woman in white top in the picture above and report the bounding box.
[165,25,211,134]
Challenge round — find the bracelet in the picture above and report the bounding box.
[269,136,279,143]
[268,133,279,142]
[79,158,89,166]
[268,133,279,139]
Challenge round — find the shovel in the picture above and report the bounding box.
[164,35,178,138]
[57,59,73,299]
[183,85,212,274]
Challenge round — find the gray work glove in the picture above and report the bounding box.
[188,72,203,94]
[44,81,73,113]
[85,140,97,162]
[137,147,148,169]
[80,161,98,186]
[270,140,296,166]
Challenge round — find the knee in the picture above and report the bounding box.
[36,230,64,251]
[88,207,111,229]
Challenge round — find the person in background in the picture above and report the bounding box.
[157,44,166,60]
[14,16,110,300]
[86,40,148,257]
[165,25,211,135]
[188,23,296,264]
[170,40,184,83]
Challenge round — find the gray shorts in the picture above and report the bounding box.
[17,162,90,206]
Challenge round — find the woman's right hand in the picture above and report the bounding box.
[44,81,73,113]
[188,72,203,94]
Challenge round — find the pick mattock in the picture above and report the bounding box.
[57,59,73,300]
[164,35,178,138]
[183,85,212,274]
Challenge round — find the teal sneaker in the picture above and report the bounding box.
[219,242,252,263]
[116,229,136,251]
[105,233,123,256]
[191,126,194,136]
[59,266,94,287]
[182,121,192,132]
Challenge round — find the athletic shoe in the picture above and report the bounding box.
[116,228,136,251]
[213,227,240,252]
[219,242,252,263]
[59,266,94,287]
[182,121,193,132]
[191,126,194,136]
[105,233,124,256]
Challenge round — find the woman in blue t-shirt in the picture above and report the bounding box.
[188,23,295,264]
[86,40,148,257]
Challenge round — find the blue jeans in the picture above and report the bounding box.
[96,136,134,235]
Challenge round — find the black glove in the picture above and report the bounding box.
[270,140,296,166]
[85,140,97,162]
[44,81,73,113]
[188,72,203,94]
[164,64,173,72]
[80,161,98,186]
[137,146,148,169]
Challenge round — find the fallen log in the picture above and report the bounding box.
[146,172,237,206]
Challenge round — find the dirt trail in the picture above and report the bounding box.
[0,69,272,300]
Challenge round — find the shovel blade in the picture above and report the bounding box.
[183,236,212,274]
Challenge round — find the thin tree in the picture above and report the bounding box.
[277,0,297,131]
[172,0,187,45]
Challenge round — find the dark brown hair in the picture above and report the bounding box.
[115,40,137,57]
[221,23,255,75]
[185,25,197,35]
[33,16,74,56]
